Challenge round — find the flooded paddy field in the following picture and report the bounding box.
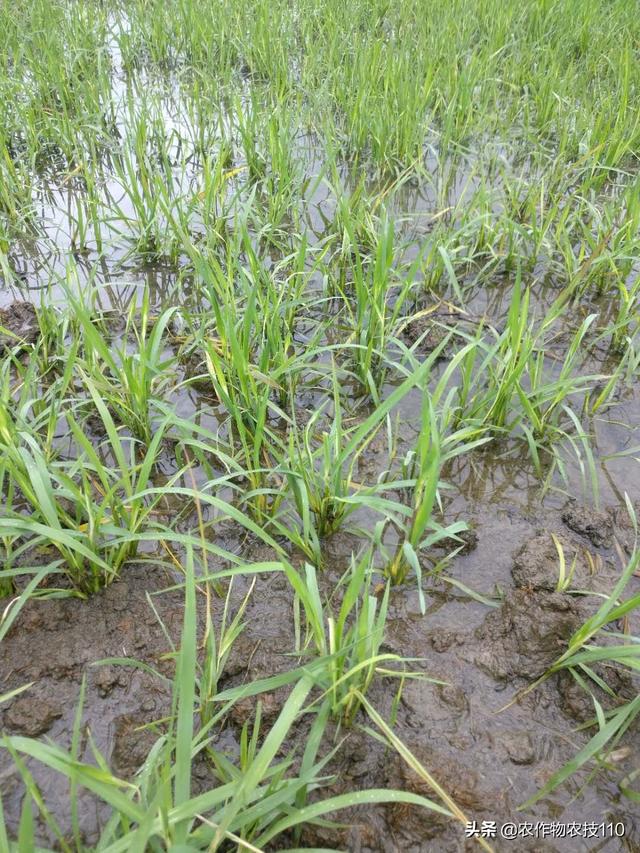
[1,1,639,850]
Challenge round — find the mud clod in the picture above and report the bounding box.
[556,671,595,722]
[504,731,535,765]
[429,630,462,652]
[437,683,469,712]
[556,665,635,724]
[4,696,62,736]
[436,525,479,555]
[400,307,456,356]
[457,527,479,554]
[561,500,613,548]
[385,744,492,840]
[474,590,582,681]
[229,691,284,729]
[93,665,129,698]
[111,713,159,778]
[511,531,591,592]
[398,747,486,809]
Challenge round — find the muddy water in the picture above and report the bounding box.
[2,24,640,853]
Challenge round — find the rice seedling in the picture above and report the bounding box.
[451,277,613,485]
[284,379,365,546]
[0,142,35,223]
[257,105,304,230]
[620,335,640,385]
[174,237,334,522]
[109,135,192,264]
[373,396,468,600]
[0,390,179,594]
[340,210,420,399]
[278,350,446,565]
[551,534,582,594]
[610,277,640,355]
[67,163,107,256]
[2,0,640,846]
[189,146,237,239]
[283,551,410,725]
[234,231,329,408]
[201,314,286,522]
[198,577,255,728]
[0,546,458,851]
[0,339,74,461]
[69,286,178,446]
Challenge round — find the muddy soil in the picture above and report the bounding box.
[0,565,181,843]
[0,301,39,351]
[1,298,639,849]
[2,497,639,851]
[305,513,640,852]
[1,103,639,850]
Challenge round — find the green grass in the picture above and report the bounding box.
[1,546,465,851]
[0,0,639,846]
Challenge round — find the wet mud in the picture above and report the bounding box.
[0,301,39,351]
[1,48,639,851]
[2,494,639,850]
[1,295,639,848]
